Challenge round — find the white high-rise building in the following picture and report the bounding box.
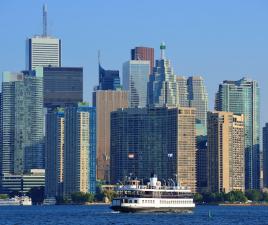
[26,36,61,70]
[26,5,61,70]
[123,60,150,108]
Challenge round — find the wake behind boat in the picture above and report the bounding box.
[111,175,195,213]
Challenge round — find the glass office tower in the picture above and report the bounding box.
[215,78,260,189]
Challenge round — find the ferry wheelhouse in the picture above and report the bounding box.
[111,175,195,212]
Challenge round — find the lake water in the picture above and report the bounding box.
[0,205,267,225]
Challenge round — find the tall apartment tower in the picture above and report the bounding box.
[131,47,154,73]
[263,123,268,188]
[26,5,61,70]
[187,76,208,135]
[123,60,150,108]
[148,43,179,107]
[0,70,44,175]
[207,112,245,193]
[45,109,64,197]
[93,91,128,181]
[110,107,196,192]
[63,104,96,196]
[97,64,120,91]
[215,78,260,189]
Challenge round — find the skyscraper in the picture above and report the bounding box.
[131,47,154,73]
[123,60,150,108]
[176,76,189,107]
[110,107,196,192]
[63,104,96,196]
[148,43,179,107]
[187,76,208,135]
[97,64,120,91]
[93,90,128,181]
[0,70,44,176]
[263,123,268,188]
[45,109,64,198]
[207,111,245,193]
[42,66,83,110]
[26,5,61,70]
[215,78,260,189]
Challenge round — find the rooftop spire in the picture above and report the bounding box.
[43,4,48,36]
[160,42,166,59]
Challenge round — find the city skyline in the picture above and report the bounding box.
[0,1,268,126]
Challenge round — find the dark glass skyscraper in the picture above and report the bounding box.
[42,66,83,110]
[97,65,120,91]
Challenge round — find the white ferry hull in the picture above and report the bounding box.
[111,205,194,213]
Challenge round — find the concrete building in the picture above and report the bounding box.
[123,60,150,108]
[63,104,96,197]
[207,112,245,193]
[263,123,268,188]
[42,67,83,110]
[131,46,154,73]
[45,109,64,197]
[215,78,260,189]
[110,107,196,192]
[0,70,44,177]
[1,169,45,194]
[148,43,179,107]
[92,90,128,181]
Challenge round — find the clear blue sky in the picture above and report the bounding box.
[0,0,268,125]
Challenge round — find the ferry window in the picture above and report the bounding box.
[142,200,144,203]
[134,200,137,203]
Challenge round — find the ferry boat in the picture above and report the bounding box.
[0,196,32,206]
[111,175,195,212]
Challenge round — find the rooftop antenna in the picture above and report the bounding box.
[98,50,101,66]
[43,4,48,36]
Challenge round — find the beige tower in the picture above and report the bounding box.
[207,111,244,193]
[178,107,196,192]
[93,90,128,181]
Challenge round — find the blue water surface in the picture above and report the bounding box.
[0,205,268,225]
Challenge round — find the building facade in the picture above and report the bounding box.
[42,66,83,110]
[45,109,64,197]
[97,64,120,91]
[26,36,61,70]
[123,60,150,108]
[263,123,268,188]
[176,76,189,107]
[0,70,44,177]
[1,169,45,194]
[92,90,128,181]
[131,46,154,73]
[63,104,96,197]
[110,107,196,192]
[207,112,245,193]
[188,76,208,135]
[215,78,260,189]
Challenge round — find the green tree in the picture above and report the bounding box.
[245,190,262,202]
[194,193,203,203]
[262,192,268,202]
[0,194,8,199]
[27,186,45,205]
[71,192,94,204]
